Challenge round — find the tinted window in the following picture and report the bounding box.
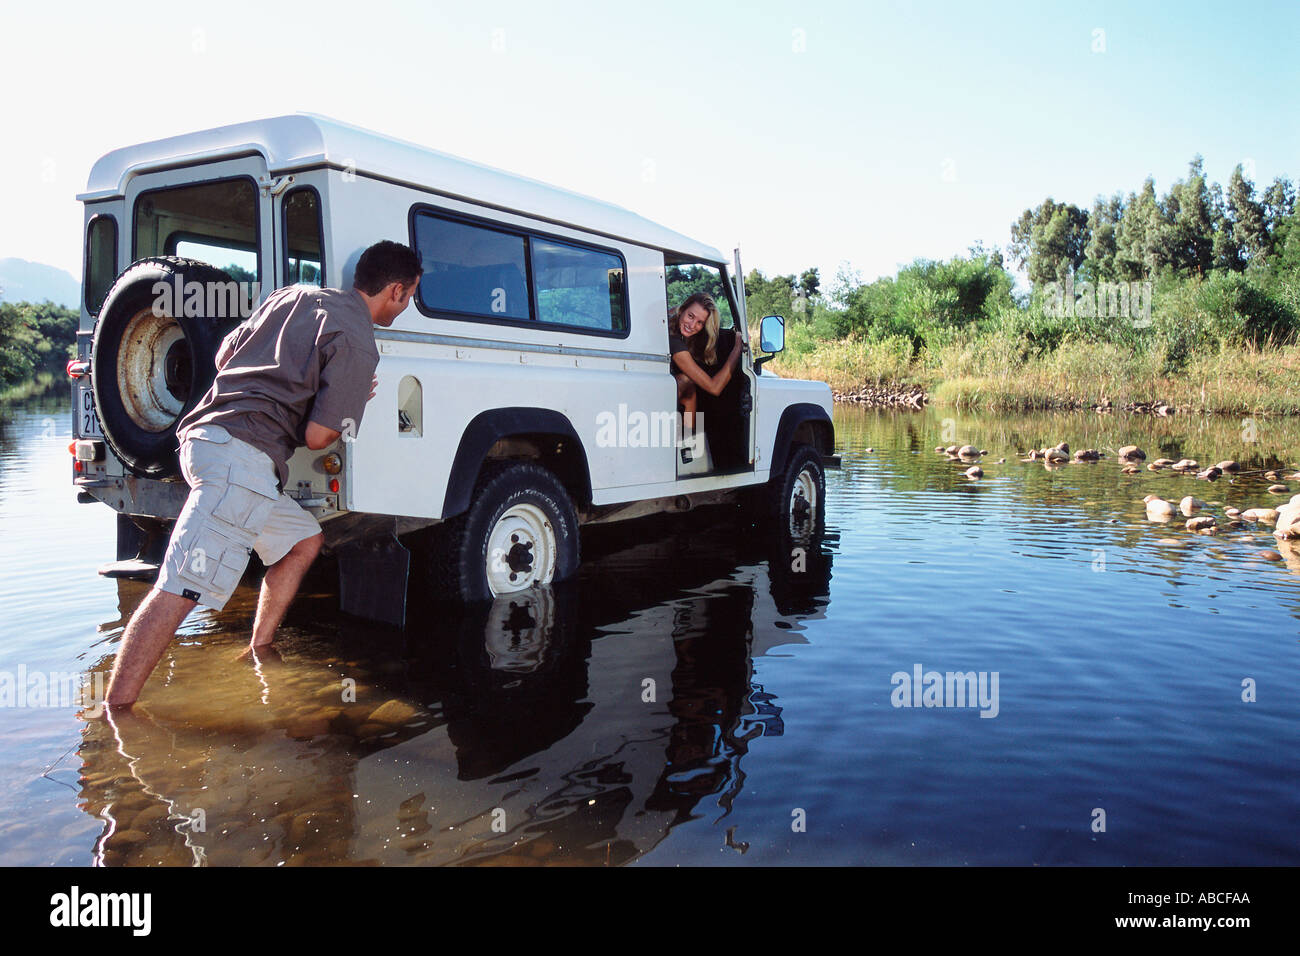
[85,215,117,314]
[412,213,530,320]
[284,187,324,286]
[532,238,626,332]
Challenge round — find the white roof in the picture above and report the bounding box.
[79,113,726,263]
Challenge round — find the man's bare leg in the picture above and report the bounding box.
[105,589,197,707]
[250,533,323,648]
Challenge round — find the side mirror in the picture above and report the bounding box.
[759,315,785,354]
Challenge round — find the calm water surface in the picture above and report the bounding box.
[1,391,1297,866]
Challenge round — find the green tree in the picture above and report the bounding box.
[1226,164,1269,267]
[1162,156,1216,276]
[1114,178,1166,280]
[1083,194,1124,282]
[1009,199,1089,286]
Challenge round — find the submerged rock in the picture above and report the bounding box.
[1171,459,1199,472]
[958,444,980,459]
[964,465,983,478]
[1118,445,1146,461]
[1274,502,1300,539]
[1179,496,1207,516]
[1145,498,1176,520]
[1073,448,1101,461]
[1197,467,1223,481]
[1216,460,1240,473]
[1241,508,1280,524]
[1268,483,1289,494]
[1186,516,1217,532]
[367,699,420,726]
[1259,549,1284,561]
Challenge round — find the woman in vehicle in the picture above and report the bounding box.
[668,291,744,430]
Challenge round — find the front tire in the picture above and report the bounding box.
[769,443,826,539]
[428,462,581,602]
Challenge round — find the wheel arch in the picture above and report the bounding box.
[442,407,593,520]
[768,403,834,477]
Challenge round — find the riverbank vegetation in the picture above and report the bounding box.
[0,302,76,398]
[753,157,1300,415]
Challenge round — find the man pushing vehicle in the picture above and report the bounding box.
[104,240,423,708]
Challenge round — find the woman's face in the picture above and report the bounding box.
[679,302,709,338]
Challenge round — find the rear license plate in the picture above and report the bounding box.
[77,386,103,439]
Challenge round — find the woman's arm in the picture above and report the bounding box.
[671,335,744,396]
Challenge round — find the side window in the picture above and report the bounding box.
[135,178,260,284]
[283,187,324,287]
[532,237,626,332]
[410,207,629,335]
[666,263,735,329]
[84,215,117,314]
[412,211,530,320]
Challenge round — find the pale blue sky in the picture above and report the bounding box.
[1,0,1296,293]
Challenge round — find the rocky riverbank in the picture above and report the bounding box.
[832,383,928,409]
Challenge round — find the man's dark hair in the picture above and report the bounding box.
[353,241,423,295]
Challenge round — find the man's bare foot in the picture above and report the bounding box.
[236,643,283,665]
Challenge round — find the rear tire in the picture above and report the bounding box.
[91,257,242,478]
[425,462,581,602]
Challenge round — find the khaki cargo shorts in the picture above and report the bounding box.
[156,424,321,609]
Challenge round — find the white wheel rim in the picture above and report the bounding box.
[486,503,557,596]
[483,589,555,673]
[116,307,190,431]
[789,466,818,535]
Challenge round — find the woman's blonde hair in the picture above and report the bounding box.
[669,292,721,366]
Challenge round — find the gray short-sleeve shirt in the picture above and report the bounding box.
[176,286,378,488]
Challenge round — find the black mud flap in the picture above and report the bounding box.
[336,533,410,628]
[98,514,169,580]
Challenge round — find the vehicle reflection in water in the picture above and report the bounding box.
[75,509,836,866]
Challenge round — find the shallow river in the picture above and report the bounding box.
[1,391,1296,865]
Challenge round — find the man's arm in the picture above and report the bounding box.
[305,375,377,448]
[214,323,252,371]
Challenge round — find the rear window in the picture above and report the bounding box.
[84,214,117,314]
[134,178,259,283]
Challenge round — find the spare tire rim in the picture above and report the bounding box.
[486,503,557,595]
[115,306,193,432]
[789,467,818,536]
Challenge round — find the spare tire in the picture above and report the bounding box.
[91,257,243,478]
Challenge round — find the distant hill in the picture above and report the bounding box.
[0,258,81,310]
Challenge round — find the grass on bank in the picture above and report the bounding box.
[764,268,1300,416]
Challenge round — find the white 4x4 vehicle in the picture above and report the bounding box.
[70,114,837,625]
